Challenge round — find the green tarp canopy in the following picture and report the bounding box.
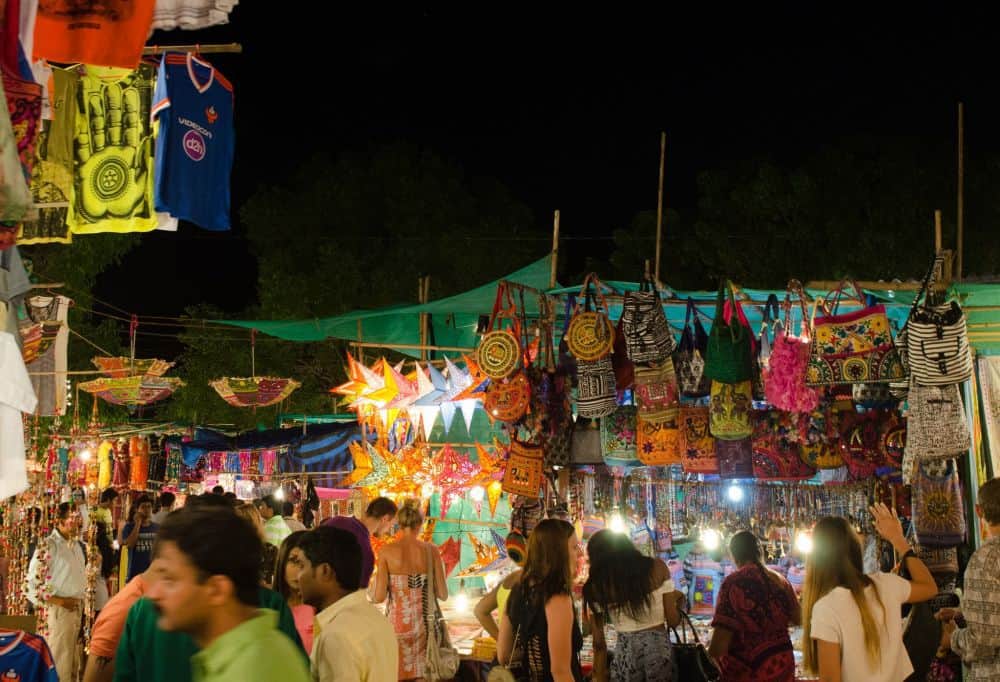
[217,255,1000,355]
[217,256,556,356]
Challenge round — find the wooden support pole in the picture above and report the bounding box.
[419,277,427,361]
[550,210,560,288]
[935,209,943,254]
[422,276,431,360]
[142,42,242,55]
[654,132,666,283]
[957,102,965,281]
[349,341,475,353]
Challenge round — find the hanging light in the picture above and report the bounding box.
[795,531,814,555]
[421,482,436,500]
[726,483,744,503]
[78,449,92,462]
[453,579,469,613]
[274,487,285,501]
[699,528,721,551]
[469,485,485,502]
[608,512,627,534]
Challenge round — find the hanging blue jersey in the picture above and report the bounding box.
[152,53,234,231]
[0,631,58,682]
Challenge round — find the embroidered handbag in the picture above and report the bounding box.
[716,437,753,479]
[912,459,966,548]
[879,413,906,470]
[476,281,524,380]
[634,358,680,424]
[796,403,845,470]
[678,406,718,474]
[751,410,815,481]
[764,280,820,413]
[501,440,544,498]
[600,406,641,467]
[838,410,885,480]
[622,277,676,363]
[806,279,905,385]
[674,298,711,397]
[905,382,971,461]
[576,356,617,419]
[709,380,753,440]
[483,370,531,423]
[705,281,754,383]
[852,382,897,408]
[636,416,682,466]
[725,290,764,400]
[566,273,615,361]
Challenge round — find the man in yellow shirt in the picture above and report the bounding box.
[145,505,310,682]
[296,527,398,681]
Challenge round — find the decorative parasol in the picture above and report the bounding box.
[210,329,300,408]
[92,356,174,378]
[210,376,301,408]
[77,375,184,407]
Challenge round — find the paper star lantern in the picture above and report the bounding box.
[452,354,490,402]
[438,537,462,577]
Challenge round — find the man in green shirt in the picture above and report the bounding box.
[115,505,309,682]
[112,586,307,682]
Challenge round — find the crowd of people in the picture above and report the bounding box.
[15,476,1000,682]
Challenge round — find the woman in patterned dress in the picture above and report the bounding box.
[372,499,448,681]
[708,531,800,682]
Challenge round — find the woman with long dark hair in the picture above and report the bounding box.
[801,504,937,682]
[497,518,583,682]
[273,530,313,652]
[707,530,800,681]
[584,530,684,682]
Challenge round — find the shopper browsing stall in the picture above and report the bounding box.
[708,530,800,682]
[120,495,158,582]
[803,505,937,682]
[584,529,685,682]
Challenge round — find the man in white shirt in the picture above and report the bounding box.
[151,490,176,525]
[283,501,307,532]
[27,501,87,682]
[296,527,398,681]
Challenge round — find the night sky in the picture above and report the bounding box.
[95,6,1000,318]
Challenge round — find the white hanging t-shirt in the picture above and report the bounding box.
[0,332,37,499]
[810,571,913,682]
[150,0,238,32]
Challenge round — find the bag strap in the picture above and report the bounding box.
[907,253,946,322]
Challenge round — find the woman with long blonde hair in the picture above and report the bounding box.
[802,504,937,682]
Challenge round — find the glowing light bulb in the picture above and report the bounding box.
[421,482,436,500]
[453,591,469,613]
[699,528,721,551]
[795,531,814,555]
[469,486,485,502]
[608,513,627,534]
[727,483,744,503]
[274,487,285,501]
[78,449,92,462]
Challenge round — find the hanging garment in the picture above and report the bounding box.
[33,0,156,69]
[0,74,33,222]
[0,247,30,339]
[0,331,37,499]
[0,629,58,682]
[19,66,78,245]
[67,64,158,235]
[3,66,42,188]
[150,0,238,31]
[22,294,69,415]
[152,52,235,231]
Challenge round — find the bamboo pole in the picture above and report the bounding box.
[349,341,475,353]
[142,43,242,55]
[935,209,943,253]
[957,102,965,281]
[419,277,427,361]
[423,276,431,360]
[550,211,560,288]
[654,132,666,282]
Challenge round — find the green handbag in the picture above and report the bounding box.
[704,281,754,383]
